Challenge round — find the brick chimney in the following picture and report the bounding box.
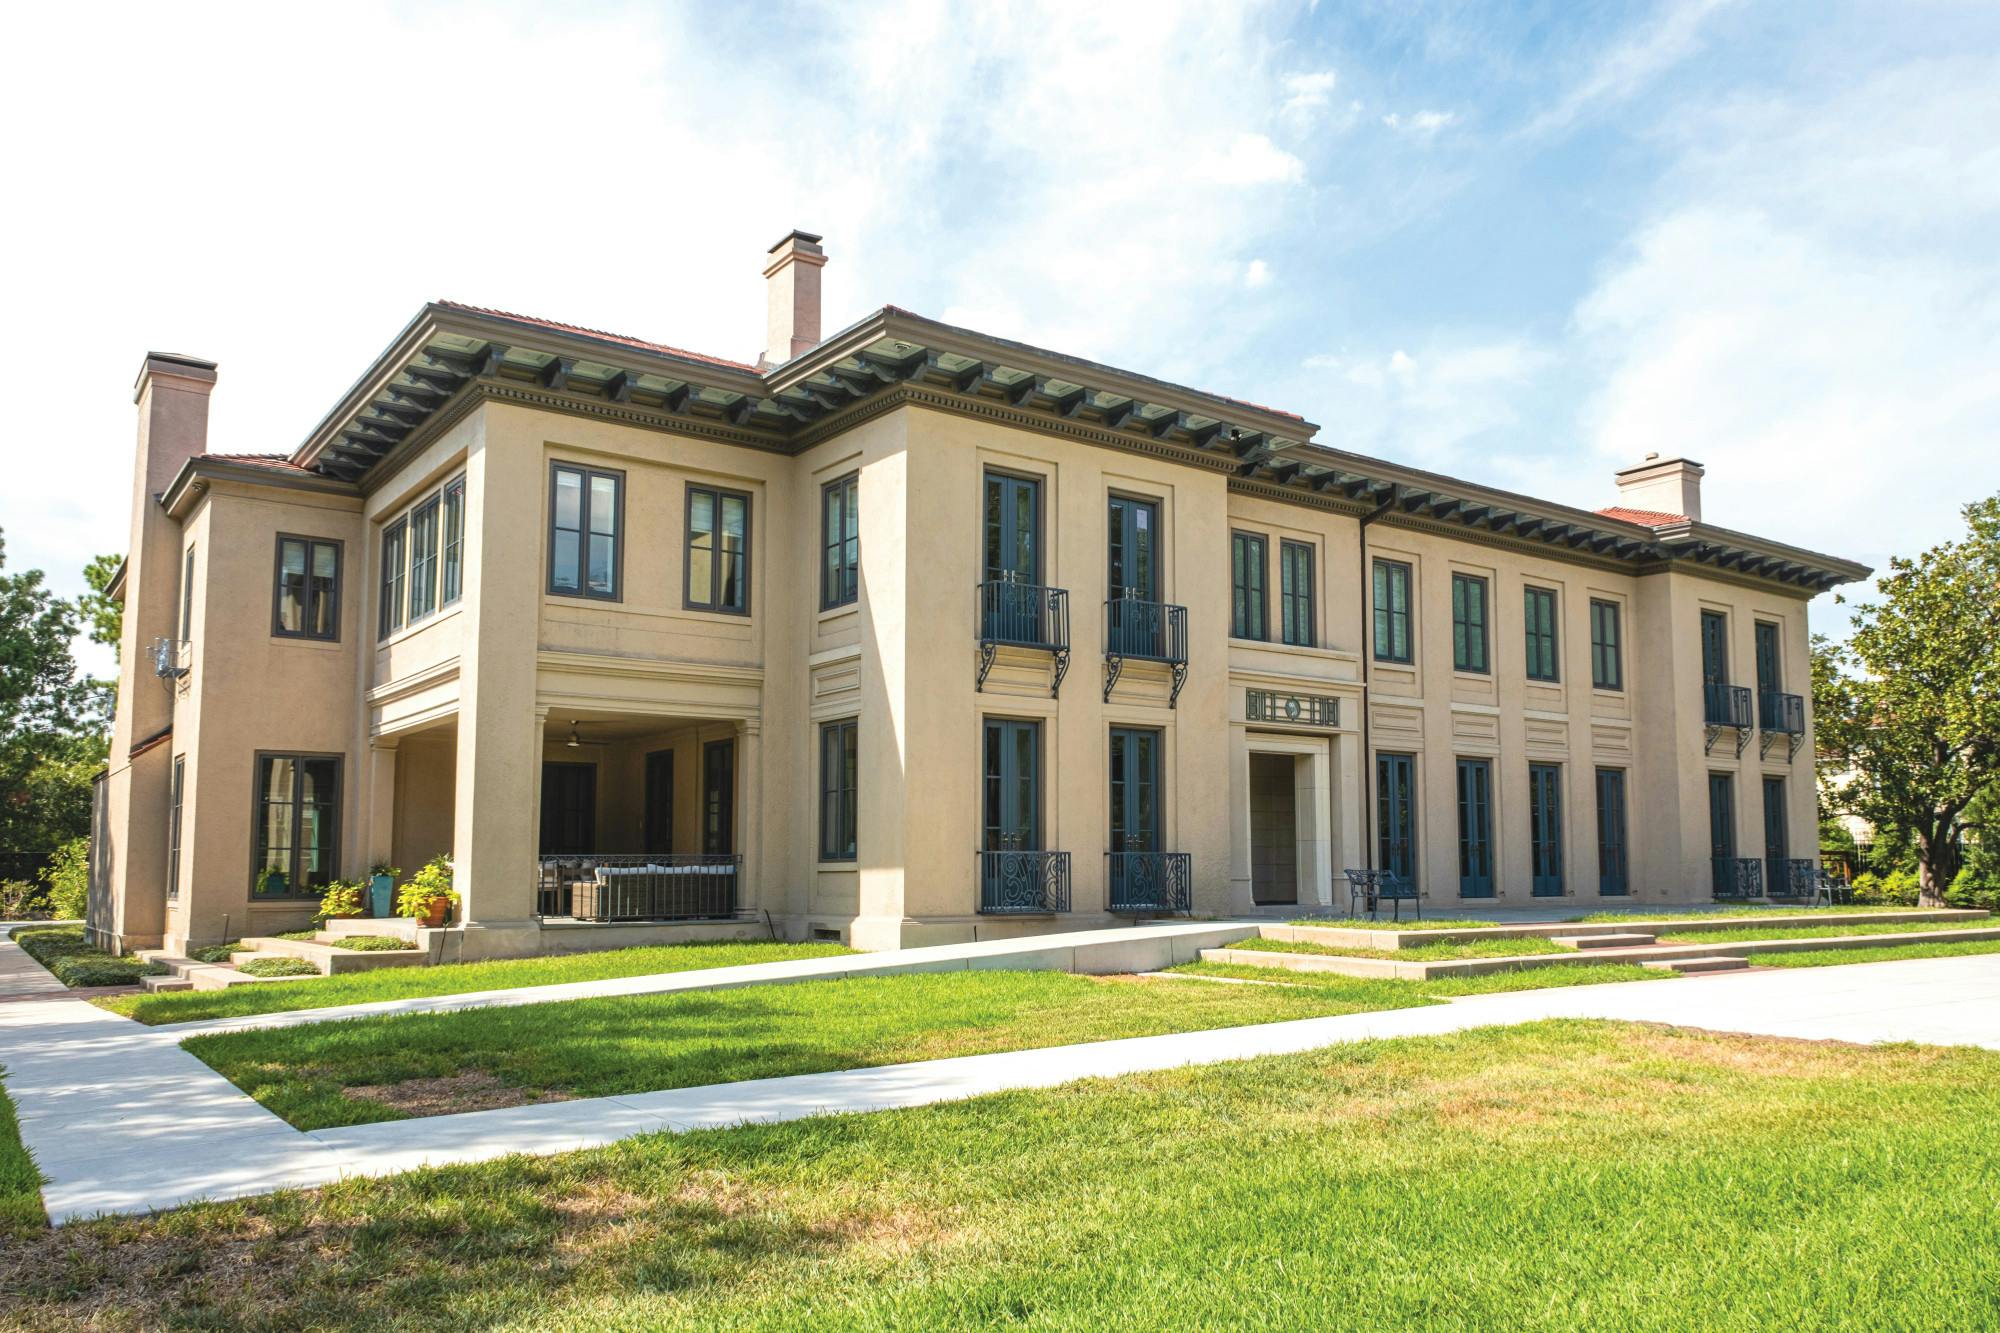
[762,229,826,367]
[1613,453,1703,522]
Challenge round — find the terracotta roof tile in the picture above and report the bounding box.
[1597,505,1689,527]
[436,300,759,373]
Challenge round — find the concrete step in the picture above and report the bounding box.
[1644,955,1750,974]
[1552,932,1657,950]
[140,973,193,992]
[236,936,427,975]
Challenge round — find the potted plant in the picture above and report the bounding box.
[316,880,364,924]
[367,863,400,918]
[396,856,459,928]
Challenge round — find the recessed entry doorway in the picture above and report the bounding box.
[1249,753,1300,905]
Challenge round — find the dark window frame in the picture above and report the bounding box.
[1451,572,1491,674]
[819,718,859,861]
[1523,584,1559,682]
[407,492,442,621]
[179,545,196,642]
[1231,530,1268,641]
[378,517,407,640]
[547,462,625,602]
[441,475,466,607]
[1596,767,1630,896]
[1280,539,1315,648]
[1372,559,1413,664]
[685,483,753,615]
[821,473,860,611]
[250,750,342,901]
[1590,598,1624,690]
[271,533,343,642]
[167,755,185,901]
[702,738,737,855]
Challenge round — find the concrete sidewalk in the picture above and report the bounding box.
[3,933,1998,1224]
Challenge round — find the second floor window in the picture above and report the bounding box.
[550,463,622,600]
[440,477,465,605]
[1591,598,1623,690]
[378,519,406,639]
[822,473,859,609]
[1280,540,1314,647]
[408,494,441,619]
[1231,531,1267,640]
[1372,559,1412,663]
[819,718,858,861]
[1452,573,1489,673]
[1523,585,1558,682]
[687,485,750,613]
[274,535,340,641]
[378,474,469,637]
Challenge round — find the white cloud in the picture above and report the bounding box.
[1298,335,1558,473]
[1382,109,1457,137]
[1244,260,1273,290]
[1525,0,1738,137]
[1282,69,1338,114]
[1193,132,1307,186]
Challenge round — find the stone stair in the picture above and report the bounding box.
[1552,932,1657,950]
[1644,955,1749,974]
[135,951,277,992]
[232,933,428,977]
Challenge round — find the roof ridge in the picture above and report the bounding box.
[435,300,758,373]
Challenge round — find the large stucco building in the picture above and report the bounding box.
[90,232,1868,958]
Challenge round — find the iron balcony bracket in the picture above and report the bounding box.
[975,639,998,693]
[1103,652,1125,703]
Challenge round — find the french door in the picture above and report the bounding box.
[1107,494,1161,657]
[983,472,1044,643]
[982,719,1041,854]
[702,739,735,856]
[1596,769,1629,896]
[539,762,596,856]
[1754,621,1781,696]
[1701,610,1728,684]
[643,750,673,855]
[1456,758,1494,898]
[1763,777,1789,892]
[1529,763,1565,896]
[1108,728,1159,854]
[1376,753,1416,883]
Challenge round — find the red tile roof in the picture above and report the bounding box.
[1597,505,1689,527]
[436,301,759,373]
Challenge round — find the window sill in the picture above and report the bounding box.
[374,602,463,650]
[816,860,859,872]
[270,635,346,652]
[817,602,859,625]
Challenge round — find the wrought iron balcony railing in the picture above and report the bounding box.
[536,854,742,922]
[1711,855,1764,901]
[975,580,1071,695]
[977,849,1072,915]
[1103,598,1189,707]
[1105,851,1193,915]
[1703,681,1753,756]
[1759,691,1804,735]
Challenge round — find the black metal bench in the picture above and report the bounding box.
[1345,868,1420,922]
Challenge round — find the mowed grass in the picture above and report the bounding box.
[1171,959,1669,994]
[1573,905,1942,923]
[0,1074,43,1240]
[101,939,857,1026]
[1657,918,1999,944]
[185,970,1440,1131]
[1233,934,1570,961]
[1750,936,2000,969]
[1286,916,1511,931]
[7,1022,1999,1329]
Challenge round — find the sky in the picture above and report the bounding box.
[4,0,1997,675]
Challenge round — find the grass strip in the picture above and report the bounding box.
[1656,919,1998,944]
[1231,934,1569,961]
[0,1071,43,1239]
[1747,936,2000,968]
[102,939,856,1025]
[8,1022,1997,1328]
[1170,959,1668,993]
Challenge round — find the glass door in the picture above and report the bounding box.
[982,719,1041,854]
[1376,753,1416,883]
[1701,610,1728,684]
[643,750,673,855]
[1763,777,1789,892]
[1456,758,1494,898]
[1108,728,1159,854]
[1754,622,1780,696]
[1708,772,1736,894]
[1529,763,1565,896]
[1596,769,1629,895]
[702,740,734,856]
[983,473,1043,644]
[1107,494,1160,657]
[539,762,596,856]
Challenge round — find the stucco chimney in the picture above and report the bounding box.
[762,229,827,367]
[1613,453,1703,522]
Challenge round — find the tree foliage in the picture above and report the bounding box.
[0,532,108,853]
[77,552,124,651]
[1815,495,2000,903]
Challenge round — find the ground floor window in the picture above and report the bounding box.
[1529,762,1564,896]
[820,720,858,861]
[1456,757,1493,898]
[703,739,736,855]
[167,756,186,901]
[1596,768,1629,896]
[253,754,339,898]
[1376,752,1416,882]
[1763,776,1789,889]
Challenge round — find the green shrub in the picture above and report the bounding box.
[1849,872,1882,899]
[239,957,319,979]
[40,838,88,921]
[190,941,244,964]
[333,935,415,951]
[396,856,459,921]
[12,927,164,988]
[0,880,50,920]
[315,880,364,925]
[1947,867,2000,911]
[275,929,318,941]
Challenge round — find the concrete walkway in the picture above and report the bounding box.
[3,928,1998,1223]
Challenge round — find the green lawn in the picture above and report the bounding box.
[1286,916,1516,931]
[8,1021,1999,1328]
[1749,936,2000,969]
[1232,934,1570,961]
[11,927,164,988]
[102,939,857,1025]
[1656,919,1998,944]
[1171,958,1669,993]
[186,970,1434,1131]
[0,1072,43,1240]
[1573,905,1940,923]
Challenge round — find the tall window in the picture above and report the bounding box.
[687,485,750,613]
[1231,531,1267,640]
[819,719,858,861]
[822,473,859,610]
[1529,763,1564,896]
[253,754,340,898]
[1372,560,1412,663]
[166,756,186,901]
[1590,598,1623,690]
[441,476,466,606]
[274,536,340,641]
[180,545,196,642]
[1376,752,1416,881]
[550,463,623,600]
[1596,768,1629,896]
[378,518,406,639]
[703,739,736,855]
[1451,573,1489,673]
[1523,585,1558,682]
[408,494,441,619]
[1280,540,1314,647]
[1456,757,1494,898]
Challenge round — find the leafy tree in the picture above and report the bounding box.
[77,552,123,652]
[0,531,106,853]
[1815,496,2000,904]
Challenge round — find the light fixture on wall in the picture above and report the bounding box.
[566,720,582,748]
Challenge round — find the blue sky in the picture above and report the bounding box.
[4,0,1997,670]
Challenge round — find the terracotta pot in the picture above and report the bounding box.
[419,898,449,928]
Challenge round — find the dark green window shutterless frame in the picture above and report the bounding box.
[1451,573,1489,673]
[550,463,624,601]
[687,485,750,614]
[1231,531,1267,640]
[819,719,858,861]
[1523,585,1558,682]
[1280,540,1314,647]
[822,473,859,610]
[1590,598,1623,690]
[1372,560,1412,663]
[252,753,340,899]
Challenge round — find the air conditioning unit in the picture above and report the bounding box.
[150,637,189,679]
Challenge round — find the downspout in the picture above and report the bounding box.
[1357,495,1396,874]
